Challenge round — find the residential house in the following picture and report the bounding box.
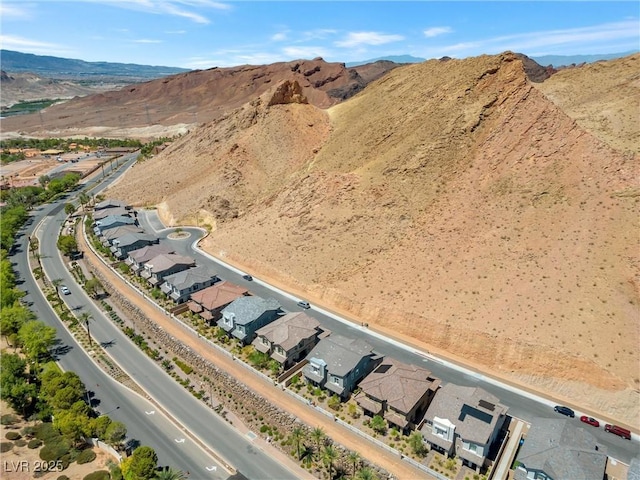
[302,335,382,400]
[94,199,129,211]
[109,233,158,259]
[93,215,136,236]
[187,281,249,324]
[218,296,282,344]
[514,418,607,480]
[101,225,145,245]
[355,359,440,432]
[126,244,175,274]
[140,253,195,287]
[159,266,219,304]
[252,312,328,369]
[93,206,131,220]
[420,384,508,472]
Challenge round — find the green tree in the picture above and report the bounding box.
[408,431,426,456]
[18,320,56,364]
[322,445,338,480]
[105,420,127,449]
[78,192,90,212]
[124,445,158,480]
[57,235,78,257]
[328,394,341,411]
[79,311,94,345]
[51,278,63,303]
[356,467,379,480]
[64,203,76,216]
[310,426,325,458]
[84,277,103,299]
[91,415,112,441]
[369,415,387,435]
[38,175,50,188]
[290,425,306,460]
[9,380,37,417]
[153,467,186,480]
[347,451,360,478]
[54,401,92,447]
[0,303,35,344]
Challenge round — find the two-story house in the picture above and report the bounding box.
[252,312,328,369]
[94,199,129,211]
[125,244,175,273]
[218,296,282,344]
[93,206,131,221]
[100,225,144,245]
[420,384,508,472]
[159,266,219,304]
[187,281,249,324]
[140,253,195,286]
[355,359,440,433]
[93,215,136,236]
[110,233,158,259]
[514,418,607,480]
[302,335,382,400]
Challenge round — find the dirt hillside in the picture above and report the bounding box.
[107,52,640,427]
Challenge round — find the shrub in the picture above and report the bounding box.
[77,449,97,464]
[35,423,60,442]
[14,439,27,447]
[39,439,71,462]
[0,442,13,453]
[174,358,193,375]
[57,476,71,480]
[5,431,21,440]
[21,425,37,438]
[28,439,43,449]
[0,414,18,425]
[83,471,110,480]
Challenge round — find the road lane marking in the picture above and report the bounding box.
[175,438,185,443]
[145,410,155,415]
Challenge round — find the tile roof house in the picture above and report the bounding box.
[140,253,195,286]
[94,199,129,210]
[218,296,282,344]
[101,225,145,245]
[125,244,175,273]
[514,418,607,480]
[421,384,508,472]
[159,265,219,304]
[187,281,249,324]
[302,334,382,400]
[355,359,440,432]
[109,233,158,259]
[93,206,131,220]
[252,312,328,368]
[93,215,136,235]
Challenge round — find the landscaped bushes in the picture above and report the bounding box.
[5,431,21,440]
[0,442,13,453]
[28,438,43,449]
[76,448,97,464]
[83,470,110,480]
[39,438,71,462]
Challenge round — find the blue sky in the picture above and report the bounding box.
[1,1,638,69]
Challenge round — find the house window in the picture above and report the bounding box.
[465,442,479,454]
[261,336,270,346]
[311,364,320,374]
[236,325,245,334]
[275,346,284,355]
[330,375,340,385]
[434,426,448,438]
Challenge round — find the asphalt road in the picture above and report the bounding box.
[12,155,297,479]
[137,212,640,463]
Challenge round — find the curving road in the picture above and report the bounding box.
[12,155,299,479]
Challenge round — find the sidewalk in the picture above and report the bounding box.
[78,231,430,479]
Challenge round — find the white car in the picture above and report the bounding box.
[297,300,310,309]
[60,285,71,295]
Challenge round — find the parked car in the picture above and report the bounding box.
[554,405,575,418]
[297,300,311,309]
[580,416,600,427]
[604,424,631,440]
[60,285,71,295]
[242,274,253,281]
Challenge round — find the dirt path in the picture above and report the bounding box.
[77,232,429,479]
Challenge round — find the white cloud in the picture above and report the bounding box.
[0,3,33,19]
[423,27,452,38]
[271,32,288,42]
[133,39,163,44]
[335,31,404,48]
[301,29,338,41]
[282,46,331,60]
[81,0,231,24]
[0,34,72,55]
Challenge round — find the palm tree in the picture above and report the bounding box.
[78,192,90,212]
[310,426,325,458]
[154,466,186,480]
[347,451,360,478]
[290,425,306,460]
[322,445,338,480]
[79,311,94,345]
[356,467,379,480]
[51,279,63,303]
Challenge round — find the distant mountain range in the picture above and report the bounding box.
[347,50,638,68]
[0,50,190,79]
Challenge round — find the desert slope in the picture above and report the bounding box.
[108,53,640,426]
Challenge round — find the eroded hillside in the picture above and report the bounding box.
[108,53,640,426]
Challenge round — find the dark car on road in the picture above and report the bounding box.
[554,405,575,418]
[242,274,253,281]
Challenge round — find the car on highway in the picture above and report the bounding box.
[580,416,600,427]
[554,405,575,418]
[605,424,631,440]
[242,274,253,281]
[297,300,311,309]
[60,285,71,295]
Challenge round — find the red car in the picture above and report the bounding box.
[580,416,600,427]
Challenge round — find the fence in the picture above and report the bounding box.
[86,438,122,462]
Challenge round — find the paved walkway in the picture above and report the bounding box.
[491,418,527,480]
[78,232,430,479]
